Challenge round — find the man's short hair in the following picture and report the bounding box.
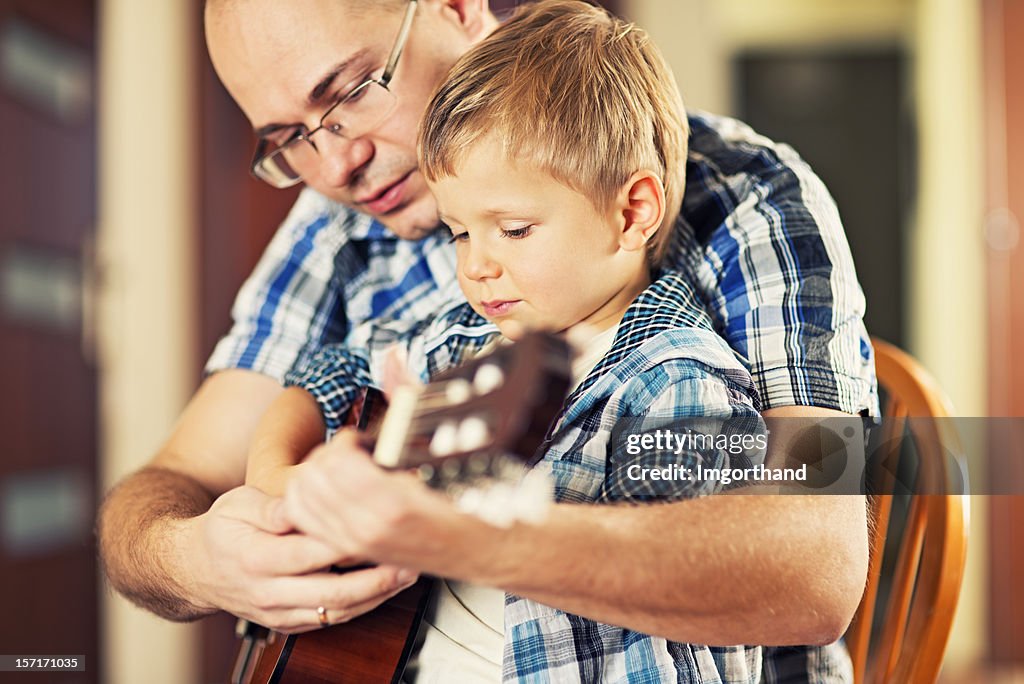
[419,0,688,262]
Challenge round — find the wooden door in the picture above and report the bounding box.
[985,0,1024,668]
[0,0,98,681]
[735,49,909,348]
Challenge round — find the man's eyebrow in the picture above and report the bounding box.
[307,49,373,105]
[253,50,373,139]
[254,122,296,139]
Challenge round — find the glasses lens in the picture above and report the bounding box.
[250,83,398,188]
[253,144,309,188]
[323,81,397,139]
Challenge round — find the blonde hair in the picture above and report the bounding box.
[419,0,688,263]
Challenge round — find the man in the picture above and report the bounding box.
[98,0,872,680]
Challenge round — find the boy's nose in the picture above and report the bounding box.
[312,133,374,189]
[461,242,502,281]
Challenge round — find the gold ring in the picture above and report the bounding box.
[316,605,329,627]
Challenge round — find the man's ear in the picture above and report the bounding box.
[617,171,666,253]
[435,0,493,42]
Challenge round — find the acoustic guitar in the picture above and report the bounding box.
[231,331,572,683]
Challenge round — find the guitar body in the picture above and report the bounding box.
[246,578,432,684]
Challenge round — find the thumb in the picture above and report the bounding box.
[230,489,294,536]
[379,344,420,399]
[255,491,294,535]
[212,485,295,534]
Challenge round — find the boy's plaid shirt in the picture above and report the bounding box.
[287,272,853,683]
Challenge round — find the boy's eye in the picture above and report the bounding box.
[501,225,533,239]
[447,231,468,244]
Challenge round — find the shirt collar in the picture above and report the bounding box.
[346,212,392,241]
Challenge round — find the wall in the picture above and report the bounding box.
[909,0,987,669]
[97,0,199,682]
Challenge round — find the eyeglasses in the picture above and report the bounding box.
[250,0,418,188]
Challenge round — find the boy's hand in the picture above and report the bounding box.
[244,461,296,498]
[278,430,495,579]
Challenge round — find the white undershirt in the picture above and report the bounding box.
[403,325,619,683]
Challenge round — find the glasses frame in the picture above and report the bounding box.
[249,0,419,188]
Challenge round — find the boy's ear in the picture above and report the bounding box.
[435,0,492,41]
[617,171,666,253]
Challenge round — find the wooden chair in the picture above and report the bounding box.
[844,338,970,683]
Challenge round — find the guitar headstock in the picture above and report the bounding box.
[371,331,572,525]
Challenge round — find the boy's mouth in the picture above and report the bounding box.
[480,299,521,317]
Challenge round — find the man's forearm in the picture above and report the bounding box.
[97,466,216,621]
[452,493,868,646]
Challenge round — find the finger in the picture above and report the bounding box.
[266,497,290,532]
[280,445,374,543]
[279,474,361,557]
[217,485,294,535]
[256,566,421,633]
[246,531,355,576]
[379,344,420,398]
[271,586,408,634]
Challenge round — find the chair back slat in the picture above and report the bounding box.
[875,495,926,681]
[845,339,970,684]
[846,399,905,683]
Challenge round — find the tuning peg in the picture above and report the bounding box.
[445,378,473,403]
[447,461,553,527]
[471,481,518,528]
[457,416,491,451]
[429,420,459,457]
[441,457,462,481]
[473,363,505,395]
[417,463,435,483]
[468,454,490,475]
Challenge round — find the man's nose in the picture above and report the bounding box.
[461,240,502,281]
[311,131,373,188]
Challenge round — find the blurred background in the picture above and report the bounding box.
[0,0,1020,681]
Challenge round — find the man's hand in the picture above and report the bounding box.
[98,371,418,630]
[180,485,416,632]
[278,431,479,573]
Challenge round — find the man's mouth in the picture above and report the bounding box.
[480,300,521,317]
[357,171,414,215]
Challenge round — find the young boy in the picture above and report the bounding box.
[247,1,769,681]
